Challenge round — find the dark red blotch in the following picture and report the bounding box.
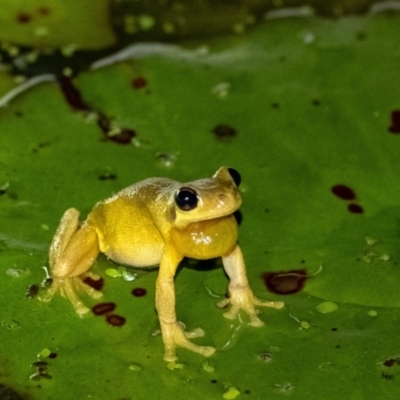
[262,269,307,295]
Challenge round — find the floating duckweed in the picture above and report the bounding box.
[167,362,184,371]
[316,301,338,314]
[299,320,310,330]
[105,268,122,278]
[201,360,215,373]
[129,363,143,372]
[41,224,49,230]
[368,310,378,317]
[380,254,390,261]
[223,386,240,399]
[365,236,378,246]
[39,348,51,358]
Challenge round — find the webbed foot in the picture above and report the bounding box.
[217,285,284,326]
[39,272,103,315]
[161,321,216,362]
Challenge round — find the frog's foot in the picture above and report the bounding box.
[161,321,216,362]
[38,274,103,315]
[217,285,284,327]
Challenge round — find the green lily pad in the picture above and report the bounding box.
[0,0,114,49]
[1,11,400,400]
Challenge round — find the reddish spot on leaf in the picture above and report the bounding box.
[106,314,126,327]
[331,185,356,201]
[58,76,89,111]
[348,203,364,214]
[37,7,51,16]
[17,13,32,23]
[132,288,147,297]
[110,128,136,144]
[389,110,400,134]
[262,269,307,295]
[132,77,148,89]
[83,276,104,291]
[92,302,116,316]
[212,124,236,139]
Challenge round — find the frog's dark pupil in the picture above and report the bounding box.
[175,187,198,211]
[227,168,241,187]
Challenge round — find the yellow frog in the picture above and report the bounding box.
[40,167,284,361]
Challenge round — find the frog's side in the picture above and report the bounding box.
[40,167,284,361]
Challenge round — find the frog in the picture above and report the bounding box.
[39,167,284,361]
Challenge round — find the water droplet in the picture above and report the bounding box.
[155,151,178,168]
[1,319,21,330]
[120,267,137,281]
[129,363,143,372]
[201,360,215,373]
[258,352,273,363]
[368,310,378,317]
[223,386,241,399]
[299,320,311,330]
[6,268,30,278]
[274,383,294,393]
[365,236,378,246]
[151,329,161,337]
[301,31,315,44]
[211,82,231,99]
[316,301,338,314]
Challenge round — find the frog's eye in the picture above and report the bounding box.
[227,168,241,187]
[175,187,198,211]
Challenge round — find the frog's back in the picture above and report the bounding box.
[87,178,177,267]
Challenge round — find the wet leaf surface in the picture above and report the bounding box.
[1,12,400,400]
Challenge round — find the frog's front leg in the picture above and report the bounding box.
[218,245,284,326]
[156,245,216,362]
[39,208,102,315]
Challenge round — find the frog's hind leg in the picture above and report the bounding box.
[39,208,102,315]
[58,274,101,315]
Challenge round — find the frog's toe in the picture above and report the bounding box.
[161,322,215,361]
[37,279,60,303]
[184,327,205,339]
[254,298,284,309]
[200,346,216,357]
[62,278,91,315]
